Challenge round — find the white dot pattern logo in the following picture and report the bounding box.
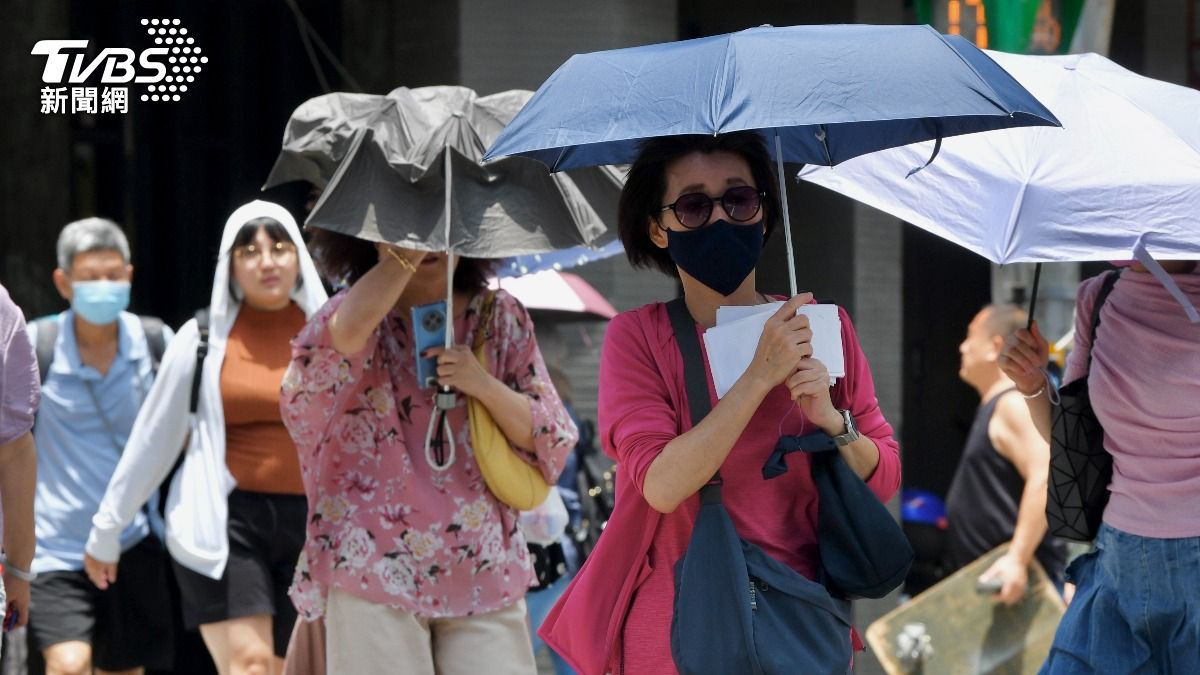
[141,18,206,105]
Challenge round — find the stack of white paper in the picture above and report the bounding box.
[703,302,844,398]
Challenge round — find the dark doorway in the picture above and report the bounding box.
[901,226,991,498]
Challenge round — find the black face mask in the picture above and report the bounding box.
[665,219,764,296]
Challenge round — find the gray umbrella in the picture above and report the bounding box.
[267,85,623,361]
[266,86,622,258]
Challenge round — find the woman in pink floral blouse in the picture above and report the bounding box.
[280,231,577,674]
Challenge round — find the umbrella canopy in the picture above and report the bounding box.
[269,86,624,258]
[799,50,1200,265]
[492,270,618,321]
[483,24,1059,295]
[484,24,1059,170]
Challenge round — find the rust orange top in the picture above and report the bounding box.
[222,302,306,495]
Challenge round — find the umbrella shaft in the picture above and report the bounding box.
[775,132,798,297]
[445,145,454,348]
[1027,263,1042,330]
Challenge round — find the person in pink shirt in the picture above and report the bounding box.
[0,282,39,639]
[1001,261,1200,674]
[281,233,577,674]
[538,132,901,674]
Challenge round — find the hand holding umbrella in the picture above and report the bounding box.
[998,320,1051,398]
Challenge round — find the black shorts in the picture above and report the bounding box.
[28,536,174,671]
[172,490,306,657]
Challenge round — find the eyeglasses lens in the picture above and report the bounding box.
[672,186,762,228]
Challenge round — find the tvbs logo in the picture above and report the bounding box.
[32,40,168,85]
[32,19,205,113]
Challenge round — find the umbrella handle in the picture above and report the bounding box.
[1026,263,1042,330]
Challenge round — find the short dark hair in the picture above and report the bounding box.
[307,228,492,292]
[617,132,782,278]
[228,218,304,297]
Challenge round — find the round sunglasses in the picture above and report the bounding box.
[659,185,766,229]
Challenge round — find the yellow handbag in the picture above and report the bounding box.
[468,291,551,511]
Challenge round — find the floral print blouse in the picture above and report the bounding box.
[281,288,577,619]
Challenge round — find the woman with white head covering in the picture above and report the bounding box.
[83,201,328,675]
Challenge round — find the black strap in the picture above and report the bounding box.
[1083,271,1120,373]
[190,309,210,415]
[159,308,210,518]
[666,298,722,496]
[666,299,713,426]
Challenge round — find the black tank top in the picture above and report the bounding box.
[945,389,1066,584]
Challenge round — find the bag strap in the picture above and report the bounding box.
[666,298,713,426]
[473,291,499,352]
[138,316,167,372]
[666,299,723,499]
[190,308,210,415]
[33,316,58,384]
[82,380,125,454]
[1083,271,1120,373]
[156,308,209,518]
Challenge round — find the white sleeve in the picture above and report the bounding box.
[86,319,199,563]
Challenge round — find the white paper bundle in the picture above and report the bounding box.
[704,303,844,399]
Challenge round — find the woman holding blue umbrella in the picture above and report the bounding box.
[538,131,901,674]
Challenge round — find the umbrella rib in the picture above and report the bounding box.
[929,28,1009,114]
[999,180,1030,263]
[550,145,569,172]
[711,33,735,131]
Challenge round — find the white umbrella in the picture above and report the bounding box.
[799,50,1200,320]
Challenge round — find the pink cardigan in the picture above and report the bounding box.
[540,300,901,674]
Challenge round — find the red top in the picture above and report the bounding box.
[540,300,901,674]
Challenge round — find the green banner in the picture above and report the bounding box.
[916,0,1085,54]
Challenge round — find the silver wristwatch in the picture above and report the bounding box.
[831,409,861,446]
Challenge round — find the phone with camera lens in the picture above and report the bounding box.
[412,300,447,389]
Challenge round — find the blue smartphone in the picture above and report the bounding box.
[412,300,447,389]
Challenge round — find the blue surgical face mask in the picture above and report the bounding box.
[71,280,131,325]
[665,220,764,296]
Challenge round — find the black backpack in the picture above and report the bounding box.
[571,418,616,563]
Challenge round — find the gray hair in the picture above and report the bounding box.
[56,217,131,270]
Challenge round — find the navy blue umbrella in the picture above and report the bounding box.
[484,24,1060,294]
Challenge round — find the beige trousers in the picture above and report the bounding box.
[324,589,537,675]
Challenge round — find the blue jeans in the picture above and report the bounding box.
[1040,523,1200,674]
[526,572,577,675]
